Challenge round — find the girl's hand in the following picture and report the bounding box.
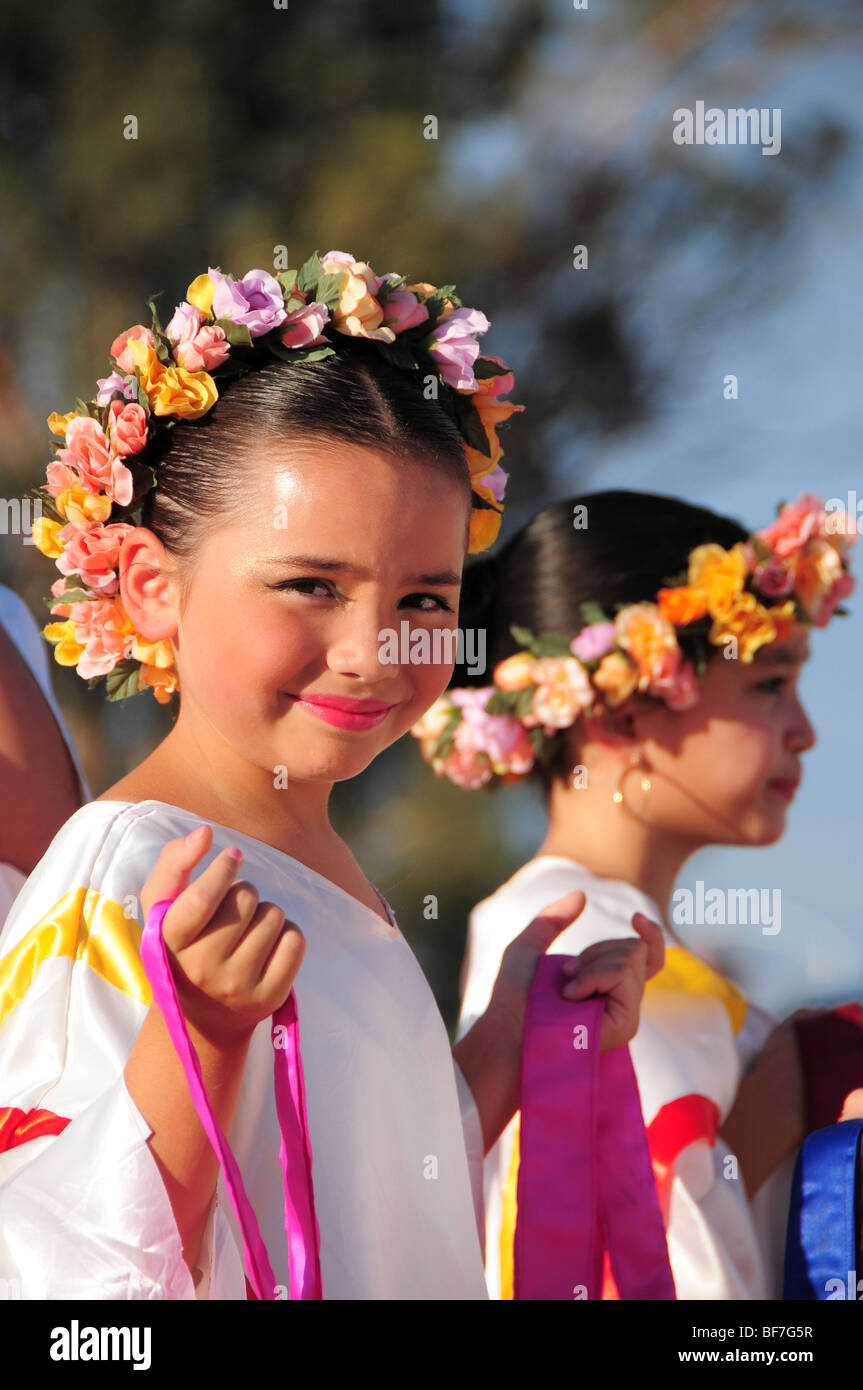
[486,891,664,1054]
[140,823,305,1047]
[560,912,665,1052]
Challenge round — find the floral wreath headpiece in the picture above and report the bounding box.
[411,494,856,790]
[31,249,522,704]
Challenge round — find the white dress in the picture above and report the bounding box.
[459,855,793,1301]
[0,584,91,926]
[0,798,488,1300]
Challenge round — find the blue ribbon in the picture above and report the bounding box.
[783,1119,863,1300]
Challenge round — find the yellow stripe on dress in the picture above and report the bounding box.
[0,888,150,1027]
[495,943,748,1298]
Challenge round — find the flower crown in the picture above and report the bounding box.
[31,249,522,704]
[411,494,856,790]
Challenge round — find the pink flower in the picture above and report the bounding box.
[166,301,231,371]
[107,400,148,456]
[280,301,330,349]
[380,289,429,335]
[481,464,508,503]
[96,371,137,406]
[56,521,134,595]
[450,687,535,776]
[208,267,287,338]
[811,571,855,627]
[650,657,700,711]
[752,557,795,599]
[529,656,595,728]
[756,494,825,560]
[571,622,616,662]
[57,416,134,507]
[438,743,494,790]
[426,307,490,391]
[68,598,134,678]
[110,325,155,374]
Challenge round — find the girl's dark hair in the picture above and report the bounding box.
[456,489,749,789]
[141,336,472,593]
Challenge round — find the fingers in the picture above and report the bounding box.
[511,891,587,957]
[141,823,215,920]
[158,847,253,951]
[840,1088,863,1121]
[562,944,646,1000]
[631,912,665,979]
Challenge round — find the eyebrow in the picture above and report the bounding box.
[752,646,810,667]
[261,555,462,586]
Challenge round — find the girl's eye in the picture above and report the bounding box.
[399,593,455,613]
[755,676,788,695]
[271,578,334,599]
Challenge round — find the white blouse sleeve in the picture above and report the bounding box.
[452,1058,485,1249]
[0,803,246,1300]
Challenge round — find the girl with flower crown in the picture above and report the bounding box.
[0,253,662,1299]
[413,488,861,1300]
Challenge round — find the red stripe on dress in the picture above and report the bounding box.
[0,1105,71,1151]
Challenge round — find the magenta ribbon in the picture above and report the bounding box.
[140,896,322,1300]
[513,954,676,1300]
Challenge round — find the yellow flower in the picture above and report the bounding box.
[129,633,175,669]
[47,411,78,439]
[709,592,779,663]
[494,653,536,691]
[139,662,180,704]
[404,281,456,318]
[31,517,65,559]
[54,484,112,524]
[687,543,747,617]
[468,495,502,553]
[127,340,217,420]
[186,273,216,315]
[593,651,639,707]
[43,619,86,666]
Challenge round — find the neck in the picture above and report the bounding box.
[537,777,696,932]
[127,712,336,852]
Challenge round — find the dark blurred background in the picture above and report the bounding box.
[2,0,862,1031]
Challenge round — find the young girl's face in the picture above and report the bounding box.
[608,628,817,846]
[156,439,471,785]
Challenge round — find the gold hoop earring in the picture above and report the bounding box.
[612,749,652,814]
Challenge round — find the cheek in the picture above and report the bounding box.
[180,587,322,695]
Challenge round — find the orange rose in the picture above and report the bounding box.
[709,592,779,663]
[657,586,709,626]
[614,604,680,689]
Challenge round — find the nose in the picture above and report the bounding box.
[785,697,816,756]
[326,604,391,683]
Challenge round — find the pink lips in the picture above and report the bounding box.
[287,692,396,731]
[766,778,799,804]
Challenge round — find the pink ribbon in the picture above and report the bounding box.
[140,896,322,1300]
[514,955,675,1300]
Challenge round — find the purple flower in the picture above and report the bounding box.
[208,267,287,338]
[480,463,508,503]
[165,301,202,342]
[96,372,137,406]
[571,622,616,663]
[426,307,490,391]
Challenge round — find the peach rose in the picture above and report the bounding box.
[593,651,639,707]
[614,604,681,689]
[410,694,457,741]
[320,251,395,343]
[529,656,594,728]
[56,415,134,507]
[55,521,133,595]
[494,652,536,691]
[67,597,136,678]
[793,539,843,619]
[756,494,823,560]
[107,400,149,456]
[110,325,155,375]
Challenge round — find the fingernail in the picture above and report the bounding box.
[226,847,243,862]
[185,826,207,843]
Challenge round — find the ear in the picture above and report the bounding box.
[118,527,180,641]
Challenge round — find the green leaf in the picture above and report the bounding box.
[452,394,490,458]
[265,340,335,366]
[473,357,509,379]
[513,686,538,718]
[749,535,773,563]
[531,633,573,658]
[296,252,323,295]
[104,659,142,702]
[510,623,537,650]
[314,271,347,313]
[42,588,98,607]
[578,600,609,627]
[275,269,298,297]
[376,274,408,303]
[213,317,254,350]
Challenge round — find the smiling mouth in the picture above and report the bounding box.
[284,692,396,731]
